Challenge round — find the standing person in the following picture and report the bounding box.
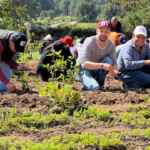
[77,20,119,90]
[0,29,27,92]
[117,25,150,89]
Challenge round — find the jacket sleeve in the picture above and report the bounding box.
[0,69,9,84]
[6,59,18,69]
[121,48,145,70]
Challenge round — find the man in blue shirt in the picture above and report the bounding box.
[117,25,150,89]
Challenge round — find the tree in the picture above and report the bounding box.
[0,0,28,30]
[77,0,98,21]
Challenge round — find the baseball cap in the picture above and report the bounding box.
[96,20,110,29]
[59,35,73,47]
[11,32,27,52]
[133,25,147,37]
[43,34,53,41]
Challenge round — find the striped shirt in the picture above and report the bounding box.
[77,36,116,65]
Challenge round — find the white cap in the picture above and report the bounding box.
[133,25,147,37]
[43,34,52,41]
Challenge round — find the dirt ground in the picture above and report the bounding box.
[0,71,150,150]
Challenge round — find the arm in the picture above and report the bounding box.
[82,61,105,70]
[0,70,9,84]
[6,59,18,69]
[121,48,145,70]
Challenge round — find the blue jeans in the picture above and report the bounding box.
[0,63,12,92]
[80,57,113,90]
[119,67,150,89]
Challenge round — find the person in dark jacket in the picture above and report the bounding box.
[110,17,123,33]
[109,17,127,45]
[0,29,27,92]
[37,35,75,81]
[39,34,53,54]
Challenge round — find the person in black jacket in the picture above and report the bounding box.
[39,34,53,54]
[37,35,75,81]
[110,17,123,33]
[0,30,27,92]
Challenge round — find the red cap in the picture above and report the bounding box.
[96,20,110,29]
[60,35,73,47]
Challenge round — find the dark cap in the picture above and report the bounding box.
[11,32,27,52]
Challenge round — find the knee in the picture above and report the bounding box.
[0,81,7,92]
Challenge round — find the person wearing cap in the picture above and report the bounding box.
[77,20,119,90]
[117,25,150,89]
[0,29,27,92]
[39,34,53,54]
[37,35,75,81]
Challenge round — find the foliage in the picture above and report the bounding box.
[0,107,69,131]
[19,111,69,128]
[120,111,150,127]
[74,105,112,121]
[146,147,150,150]
[143,128,150,139]
[2,0,150,34]
[0,132,125,150]
[39,82,81,114]
[0,0,28,30]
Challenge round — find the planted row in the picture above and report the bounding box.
[0,133,126,150]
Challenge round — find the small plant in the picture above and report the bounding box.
[0,132,126,150]
[41,50,76,82]
[146,146,150,150]
[16,111,69,129]
[144,128,150,139]
[39,82,81,115]
[74,105,112,122]
[15,71,30,92]
[119,112,149,127]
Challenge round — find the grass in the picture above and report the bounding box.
[0,133,126,150]
[0,108,69,134]
[74,105,112,122]
[119,107,150,127]
[1,42,150,149]
[146,146,150,150]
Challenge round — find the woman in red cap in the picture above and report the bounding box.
[77,20,119,90]
[37,35,75,81]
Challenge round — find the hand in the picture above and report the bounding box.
[144,60,150,65]
[102,64,119,77]
[109,68,120,77]
[6,82,16,92]
[17,63,28,71]
[102,64,113,71]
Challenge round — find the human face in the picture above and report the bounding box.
[133,34,146,48]
[96,27,110,42]
[111,19,118,27]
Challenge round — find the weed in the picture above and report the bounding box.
[39,82,81,115]
[74,105,112,122]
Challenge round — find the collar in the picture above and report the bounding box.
[128,40,146,52]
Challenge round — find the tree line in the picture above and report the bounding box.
[1,0,150,34]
